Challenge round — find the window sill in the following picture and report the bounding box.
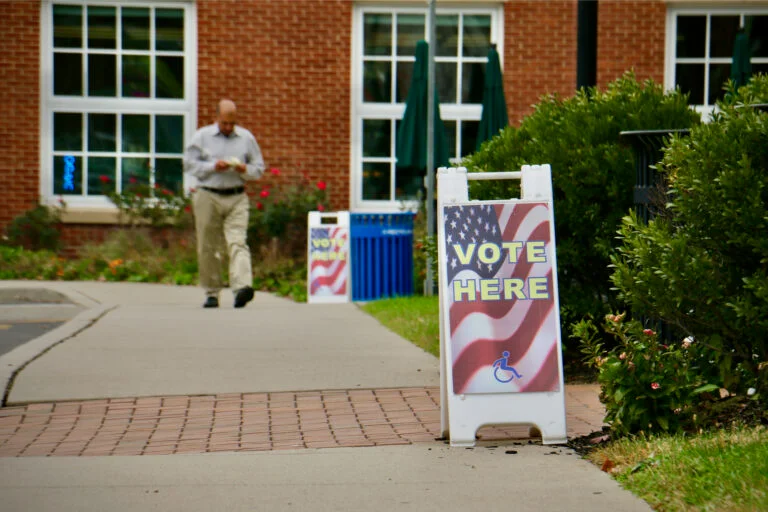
[59,207,120,225]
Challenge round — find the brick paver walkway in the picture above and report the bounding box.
[0,385,605,457]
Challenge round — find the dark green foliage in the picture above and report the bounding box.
[463,72,701,355]
[611,75,768,397]
[4,204,64,252]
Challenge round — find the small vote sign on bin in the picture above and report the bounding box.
[307,211,351,304]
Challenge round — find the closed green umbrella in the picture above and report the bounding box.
[730,28,752,89]
[476,45,509,151]
[396,40,449,170]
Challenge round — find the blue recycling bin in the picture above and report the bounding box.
[350,212,415,301]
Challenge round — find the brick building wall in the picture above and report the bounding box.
[0,1,41,228]
[196,0,352,211]
[597,0,666,87]
[504,0,579,124]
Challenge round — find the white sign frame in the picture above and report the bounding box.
[437,165,567,446]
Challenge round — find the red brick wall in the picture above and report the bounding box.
[196,0,352,211]
[504,1,579,124]
[597,0,666,87]
[0,1,40,228]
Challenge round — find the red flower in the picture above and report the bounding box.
[129,176,137,184]
[643,329,655,336]
[317,203,325,212]
[269,167,281,176]
[255,202,263,210]
[183,205,191,213]
[161,189,172,196]
[98,175,110,183]
[651,382,661,390]
[260,188,270,198]
[317,180,327,191]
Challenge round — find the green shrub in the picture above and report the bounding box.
[577,313,719,435]
[609,75,768,399]
[102,177,192,229]
[4,202,66,252]
[247,169,329,261]
[463,72,701,358]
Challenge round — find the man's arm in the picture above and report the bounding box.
[183,130,217,180]
[239,134,265,181]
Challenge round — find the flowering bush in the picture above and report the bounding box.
[3,200,67,252]
[247,169,329,260]
[576,313,722,436]
[101,175,192,229]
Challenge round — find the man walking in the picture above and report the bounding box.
[184,99,265,308]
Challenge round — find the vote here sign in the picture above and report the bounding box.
[442,201,561,395]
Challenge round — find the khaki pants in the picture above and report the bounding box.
[193,189,252,297]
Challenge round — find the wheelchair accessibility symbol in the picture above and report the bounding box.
[493,351,522,383]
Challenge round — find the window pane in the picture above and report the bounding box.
[88,54,116,97]
[54,155,82,195]
[122,7,150,50]
[87,157,116,195]
[396,61,413,103]
[122,158,150,190]
[54,53,82,95]
[436,62,457,103]
[53,5,82,48]
[87,6,116,49]
[155,158,184,194]
[443,120,457,161]
[676,63,705,105]
[156,9,184,51]
[364,13,392,56]
[676,16,705,58]
[156,56,184,98]
[122,55,150,98]
[708,63,730,104]
[710,16,740,58]
[54,113,82,151]
[747,16,768,57]
[122,115,150,153]
[363,119,391,157]
[395,165,423,200]
[753,63,768,76]
[463,15,491,57]
[462,62,485,104]
[436,15,458,57]
[88,114,116,152]
[461,120,479,157]
[362,162,390,200]
[397,14,424,56]
[363,61,391,103]
[155,116,184,154]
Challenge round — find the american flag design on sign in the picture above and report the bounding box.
[309,227,348,297]
[443,202,561,394]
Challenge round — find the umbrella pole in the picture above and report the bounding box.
[426,0,436,296]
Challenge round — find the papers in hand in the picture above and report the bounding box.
[228,157,242,168]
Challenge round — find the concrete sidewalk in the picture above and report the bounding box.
[0,281,651,512]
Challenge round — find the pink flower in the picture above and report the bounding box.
[189,187,197,193]
[260,188,270,198]
[317,204,325,212]
[98,175,110,184]
[269,167,281,176]
[651,382,660,390]
[255,202,263,210]
[643,329,655,336]
[317,180,327,191]
[618,352,626,360]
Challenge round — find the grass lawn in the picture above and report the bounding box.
[359,295,440,357]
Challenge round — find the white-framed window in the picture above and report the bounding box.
[351,5,502,211]
[40,0,197,207]
[666,7,768,116]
